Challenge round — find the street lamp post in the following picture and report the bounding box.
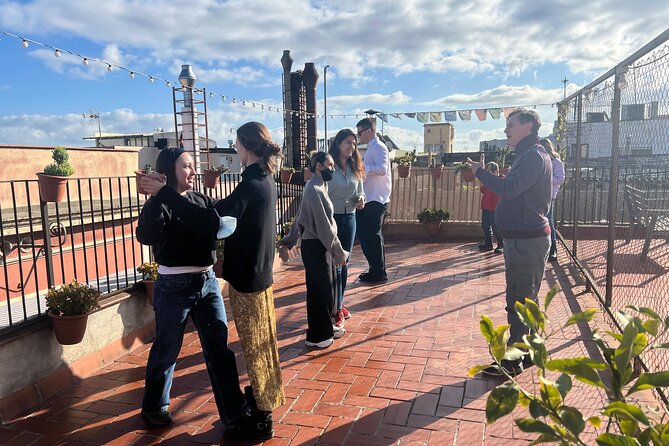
[324,65,330,149]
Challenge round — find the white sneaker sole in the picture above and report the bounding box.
[305,338,334,349]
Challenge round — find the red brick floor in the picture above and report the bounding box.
[0,241,632,445]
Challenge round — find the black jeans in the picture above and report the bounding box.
[481,209,502,246]
[355,201,387,276]
[301,239,336,343]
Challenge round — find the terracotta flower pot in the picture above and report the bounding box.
[203,170,220,189]
[144,280,155,307]
[423,221,442,236]
[135,170,150,195]
[429,166,443,181]
[303,167,313,182]
[280,170,293,183]
[49,311,89,345]
[397,165,410,178]
[460,168,476,183]
[37,173,69,203]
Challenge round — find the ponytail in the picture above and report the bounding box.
[236,121,282,173]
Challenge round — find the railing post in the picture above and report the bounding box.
[604,67,624,308]
[572,94,583,258]
[39,198,55,289]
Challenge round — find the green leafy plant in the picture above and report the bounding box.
[277,218,294,241]
[393,150,417,167]
[43,146,75,176]
[417,208,450,223]
[471,286,669,446]
[137,261,158,281]
[206,164,229,174]
[46,280,101,316]
[495,147,512,167]
[216,240,225,259]
[453,162,470,173]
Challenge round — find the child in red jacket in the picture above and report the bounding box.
[479,162,503,253]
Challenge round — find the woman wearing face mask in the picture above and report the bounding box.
[278,151,348,349]
[327,129,365,328]
[135,147,250,438]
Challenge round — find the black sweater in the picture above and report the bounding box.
[136,191,219,267]
[151,163,277,293]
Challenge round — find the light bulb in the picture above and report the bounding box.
[242,100,246,106]
[221,95,226,101]
[149,76,154,83]
[166,81,172,88]
[21,39,28,48]
[54,49,61,58]
[232,98,236,103]
[82,57,89,66]
[129,71,135,79]
[107,64,113,72]
[209,92,214,98]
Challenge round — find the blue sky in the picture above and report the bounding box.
[1,0,668,152]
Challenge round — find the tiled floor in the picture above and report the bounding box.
[0,241,634,445]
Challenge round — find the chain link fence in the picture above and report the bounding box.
[556,29,669,380]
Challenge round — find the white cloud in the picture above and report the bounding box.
[3,0,668,80]
[423,84,566,107]
[327,91,412,107]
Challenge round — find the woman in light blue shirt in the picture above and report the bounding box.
[328,129,365,327]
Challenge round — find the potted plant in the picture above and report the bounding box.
[37,146,75,203]
[280,166,295,183]
[137,261,158,306]
[428,153,443,180]
[417,208,450,236]
[303,151,314,182]
[46,280,101,345]
[495,147,512,175]
[393,150,416,179]
[135,164,153,195]
[213,240,225,278]
[203,164,228,189]
[454,162,476,182]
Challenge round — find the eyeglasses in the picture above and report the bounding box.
[356,128,371,137]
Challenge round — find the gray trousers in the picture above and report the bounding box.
[503,236,550,345]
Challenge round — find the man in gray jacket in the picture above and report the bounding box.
[467,108,552,376]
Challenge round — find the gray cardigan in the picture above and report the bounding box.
[279,175,348,265]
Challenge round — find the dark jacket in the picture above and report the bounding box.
[215,163,277,293]
[136,191,219,267]
[475,135,552,239]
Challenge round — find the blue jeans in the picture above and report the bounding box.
[481,209,502,247]
[334,213,356,310]
[142,269,247,423]
[547,199,556,255]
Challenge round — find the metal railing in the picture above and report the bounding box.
[0,172,302,334]
[556,28,669,380]
[388,166,481,222]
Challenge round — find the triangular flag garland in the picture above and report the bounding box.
[489,108,502,119]
[429,112,443,123]
[444,111,457,122]
[458,110,471,121]
[417,112,430,123]
[475,109,488,121]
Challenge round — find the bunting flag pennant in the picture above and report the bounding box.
[378,113,388,123]
[405,112,416,119]
[489,108,502,119]
[503,107,515,119]
[429,112,443,122]
[475,109,488,121]
[458,110,472,121]
[444,111,457,121]
[390,113,402,119]
[417,112,429,123]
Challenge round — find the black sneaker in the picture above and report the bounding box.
[478,244,494,251]
[494,246,504,254]
[141,408,173,426]
[244,386,274,441]
[481,360,523,377]
[359,272,388,283]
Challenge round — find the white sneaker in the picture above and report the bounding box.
[305,338,334,349]
[333,325,346,339]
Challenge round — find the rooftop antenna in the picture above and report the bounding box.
[83,109,102,142]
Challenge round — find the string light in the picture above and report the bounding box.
[166,81,172,88]
[82,57,89,66]
[21,39,28,48]
[106,64,113,72]
[129,71,135,79]
[54,49,61,58]
[149,76,154,83]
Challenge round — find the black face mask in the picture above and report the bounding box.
[321,168,334,182]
